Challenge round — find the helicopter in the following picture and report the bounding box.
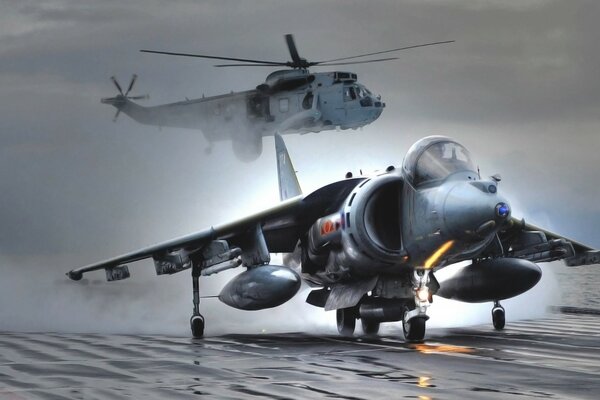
[102,34,453,161]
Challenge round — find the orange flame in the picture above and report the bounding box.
[424,240,454,269]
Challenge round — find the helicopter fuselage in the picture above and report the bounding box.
[102,69,385,161]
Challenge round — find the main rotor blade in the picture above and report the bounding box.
[140,49,287,66]
[285,34,302,64]
[315,40,455,64]
[110,76,124,95]
[214,63,287,67]
[125,74,137,96]
[315,57,399,66]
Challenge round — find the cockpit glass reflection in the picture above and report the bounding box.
[414,142,476,185]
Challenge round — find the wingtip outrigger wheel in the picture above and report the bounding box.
[492,301,506,330]
[190,263,205,338]
[66,270,83,281]
[190,315,205,338]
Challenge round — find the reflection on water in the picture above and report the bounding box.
[410,343,474,355]
[418,376,434,388]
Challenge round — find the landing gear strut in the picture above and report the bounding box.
[492,301,505,331]
[190,264,205,338]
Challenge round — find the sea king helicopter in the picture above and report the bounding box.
[102,34,453,161]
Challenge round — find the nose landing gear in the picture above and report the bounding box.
[402,305,427,342]
[492,301,505,331]
[402,269,431,342]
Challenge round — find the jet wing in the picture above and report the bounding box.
[498,217,600,267]
[67,178,365,281]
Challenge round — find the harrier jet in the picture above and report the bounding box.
[68,135,599,341]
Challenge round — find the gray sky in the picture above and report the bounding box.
[1,0,599,334]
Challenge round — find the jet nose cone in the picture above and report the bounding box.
[443,180,510,241]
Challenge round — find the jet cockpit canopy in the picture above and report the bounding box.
[402,136,477,186]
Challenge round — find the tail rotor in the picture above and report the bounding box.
[102,74,149,122]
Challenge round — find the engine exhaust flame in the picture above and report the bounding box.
[424,240,455,269]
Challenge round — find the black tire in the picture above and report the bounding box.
[361,319,380,336]
[191,315,205,338]
[492,307,505,331]
[402,307,426,342]
[336,308,356,337]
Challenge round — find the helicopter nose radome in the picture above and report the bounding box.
[443,180,510,241]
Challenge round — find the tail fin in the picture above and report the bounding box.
[275,133,302,201]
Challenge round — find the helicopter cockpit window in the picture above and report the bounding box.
[355,84,373,107]
[414,142,476,186]
[355,85,367,98]
[344,86,357,102]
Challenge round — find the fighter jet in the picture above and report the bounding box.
[67,135,600,341]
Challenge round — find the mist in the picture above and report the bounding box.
[1,0,599,336]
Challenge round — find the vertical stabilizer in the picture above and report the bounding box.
[275,134,302,201]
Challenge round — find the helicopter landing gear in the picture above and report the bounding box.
[492,301,505,331]
[191,264,205,338]
[336,307,356,337]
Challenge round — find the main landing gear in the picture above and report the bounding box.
[191,264,205,338]
[492,301,505,330]
[334,270,432,342]
[361,319,380,336]
[336,307,356,337]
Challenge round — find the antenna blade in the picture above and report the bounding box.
[140,49,285,65]
[316,57,398,66]
[275,133,302,201]
[285,34,302,64]
[315,40,455,64]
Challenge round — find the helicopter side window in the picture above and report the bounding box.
[414,142,476,186]
[302,92,314,110]
[279,98,289,113]
[344,86,357,102]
